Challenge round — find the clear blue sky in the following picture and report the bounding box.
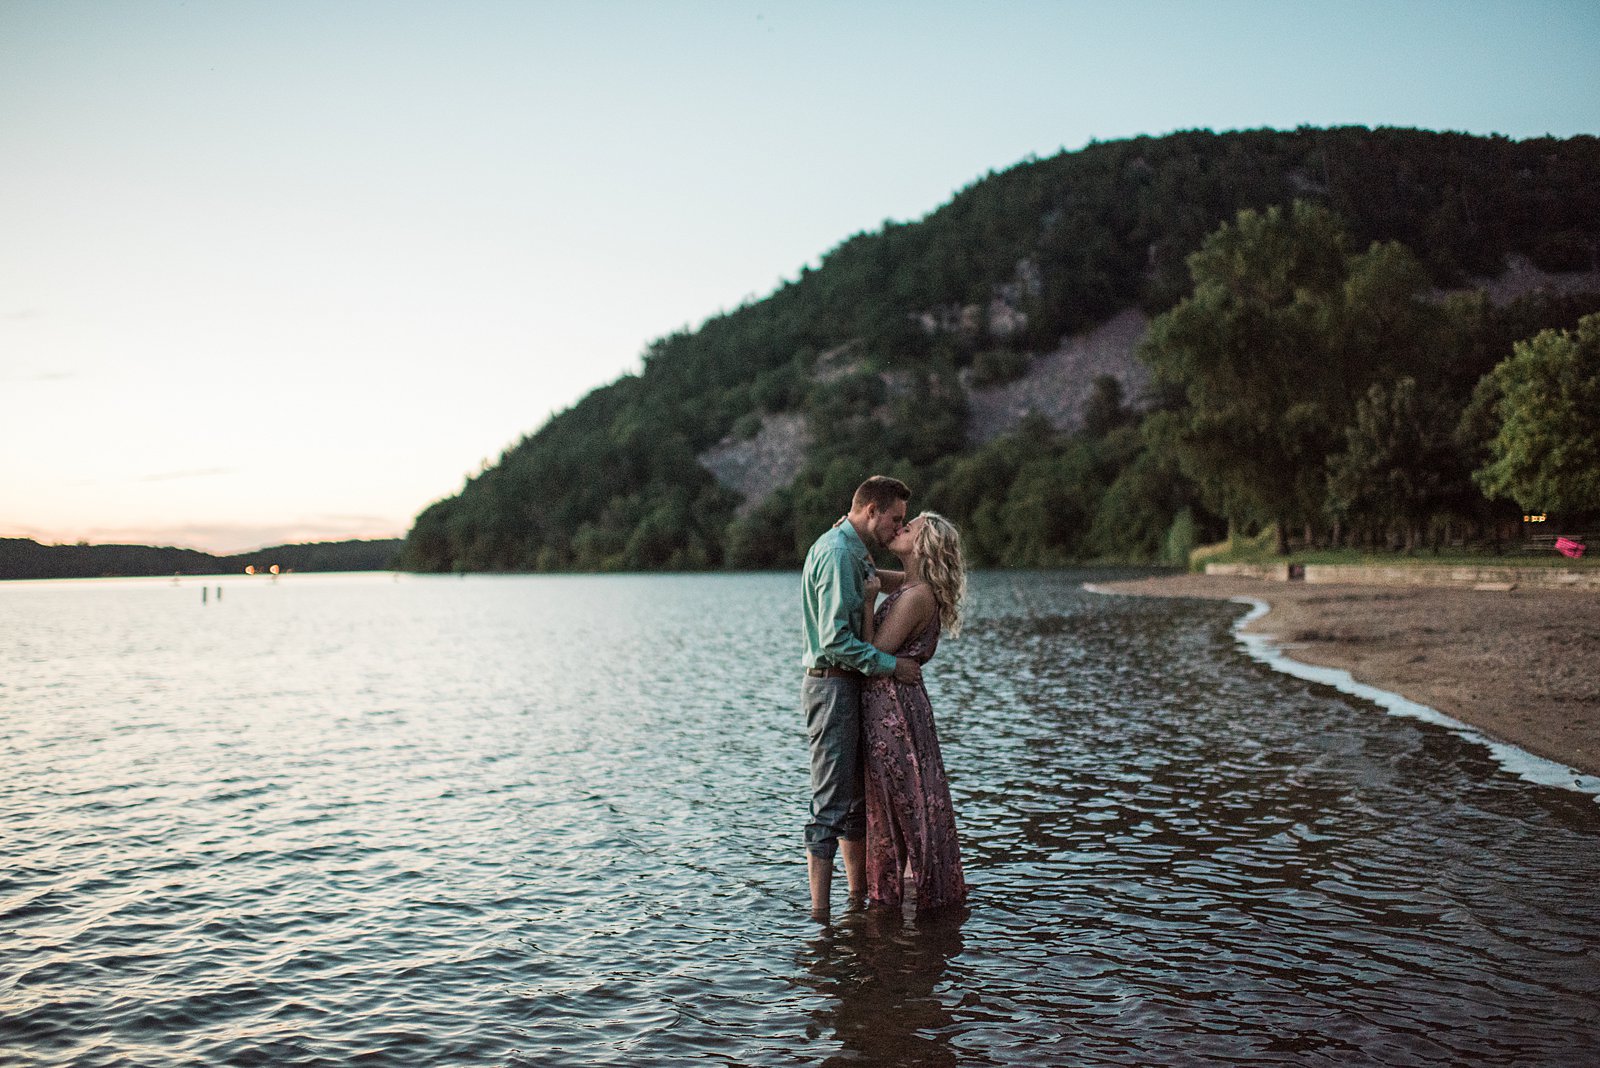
[3,0,1597,553]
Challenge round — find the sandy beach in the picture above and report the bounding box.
[1092,573,1600,777]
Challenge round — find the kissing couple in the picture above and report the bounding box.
[800,475,968,918]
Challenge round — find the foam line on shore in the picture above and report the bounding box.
[1083,583,1600,803]
[1224,597,1600,801]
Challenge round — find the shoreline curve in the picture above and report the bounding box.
[1085,576,1600,802]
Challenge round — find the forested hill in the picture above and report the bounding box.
[400,127,1600,572]
[0,538,403,580]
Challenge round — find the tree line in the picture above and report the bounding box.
[0,539,404,581]
[1140,202,1597,555]
[399,127,1600,572]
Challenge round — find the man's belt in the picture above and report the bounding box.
[805,666,863,679]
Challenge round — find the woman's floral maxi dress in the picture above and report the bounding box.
[863,587,967,911]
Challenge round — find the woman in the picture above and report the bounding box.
[859,511,968,912]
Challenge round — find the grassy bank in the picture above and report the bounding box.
[1190,528,1597,573]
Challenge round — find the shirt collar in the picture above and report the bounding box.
[837,519,869,558]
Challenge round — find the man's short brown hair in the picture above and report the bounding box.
[852,475,911,512]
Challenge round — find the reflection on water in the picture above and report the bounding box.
[797,906,969,1068]
[2,570,1597,1066]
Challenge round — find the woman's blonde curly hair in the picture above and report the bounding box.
[912,511,966,638]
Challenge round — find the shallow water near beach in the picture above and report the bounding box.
[3,570,1597,1066]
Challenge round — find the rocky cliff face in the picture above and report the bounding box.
[963,307,1151,444]
[697,411,811,519]
[1458,254,1600,306]
[694,309,1150,515]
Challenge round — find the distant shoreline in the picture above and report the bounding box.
[0,537,403,581]
[1091,573,1600,779]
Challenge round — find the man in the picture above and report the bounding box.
[800,475,923,915]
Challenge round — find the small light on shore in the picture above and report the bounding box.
[244,565,256,575]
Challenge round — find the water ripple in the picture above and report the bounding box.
[1,571,1596,1066]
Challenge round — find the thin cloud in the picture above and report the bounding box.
[137,467,239,483]
[316,512,407,526]
[237,515,407,550]
[0,370,75,383]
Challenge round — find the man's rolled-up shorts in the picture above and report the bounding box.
[802,673,865,860]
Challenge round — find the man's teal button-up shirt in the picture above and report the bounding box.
[800,521,896,676]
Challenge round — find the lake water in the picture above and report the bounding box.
[3,570,1597,1066]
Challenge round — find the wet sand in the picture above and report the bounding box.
[1092,574,1600,777]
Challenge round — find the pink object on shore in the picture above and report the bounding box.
[1556,537,1586,559]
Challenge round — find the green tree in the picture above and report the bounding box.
[1325,377,1469,550]
[1472,313,1600,514]
[1141,201,1444,552]
[1002,440,1106,565]
[1080,374,1132,438]
[1083,432,1196,561]
[1141,202,1348,550]
[923,418,1042,565]
[723,490,796,569]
